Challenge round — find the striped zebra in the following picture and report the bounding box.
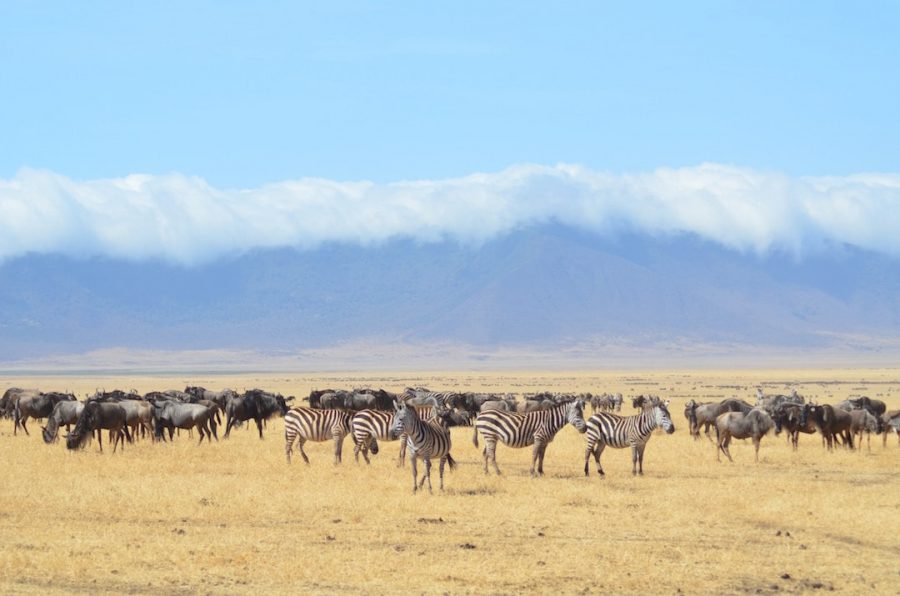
[284,407,352,464]
[390,401,455,493]
[584,401,675,477]
[473,399,587,477]
[402,388,463,409]
[350,406,442,466]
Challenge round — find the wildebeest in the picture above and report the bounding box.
[14,391,76,435]
[522,399,557,413]
[116,399,155,441]
[184,386,239,410]
[799,404,854,451]
[1,388,40,420]
[755,387,804,413]
[715,409,775,463]
[42,400,85,443]
[838,396,887,417]
[848,409,882,451]
[770,402,817,450]
[688,398,754,441]
[224,389,288,439]
[152,400,218,444]
[66,401,131,453]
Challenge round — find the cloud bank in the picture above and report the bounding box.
[2,163,899,265]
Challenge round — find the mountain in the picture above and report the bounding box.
[1,224,900,361]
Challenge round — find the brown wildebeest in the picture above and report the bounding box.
[715,409,775,463]
[14,391,76,435]
[771,402,817,450]
[800,404,853,451]
[689,398,753,441]
[66,401,131,453]
[42,400,84,443]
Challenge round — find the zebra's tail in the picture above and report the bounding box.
[472,426,479,448]
[446,452,457,470]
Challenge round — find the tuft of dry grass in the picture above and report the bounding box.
[0,369,898,594]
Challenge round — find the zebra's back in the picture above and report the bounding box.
[587,412,650,449]
[475,409,544,448]
[286,407,351,442]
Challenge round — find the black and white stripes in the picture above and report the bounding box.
[284,407,352,464]
[473,400,586,477]
[584,402,674,476]
[390,401,455,493]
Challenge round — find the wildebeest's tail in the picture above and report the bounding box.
[446,452,457,471]
[472,425,479,448]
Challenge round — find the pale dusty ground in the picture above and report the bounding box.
[0,369,898,594]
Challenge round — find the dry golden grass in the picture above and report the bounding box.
[0,369,898,594]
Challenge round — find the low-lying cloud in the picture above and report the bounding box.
[2,163,899,265]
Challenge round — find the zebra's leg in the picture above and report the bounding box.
[439,456,446,490]
[637,444,646,475]
[410,454,419,494]
[398,434,407,468]
[353,436,363,464]
[333,431,343,465]
[285,428,295,463]
[584,437,595,476]
[530,441,541,477]
[422,457,433,493]
[534,442,548,477]
[631,444,639,475]
[595,443,606,476]
[298,437,310,464]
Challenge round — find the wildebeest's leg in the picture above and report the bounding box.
[410,453,419,493]
[722,435,734,463]
[284,429,294,463]
[224,414,234,439]
[20,415,30,436]
[209,416,218,441]
[97,429,103,453]
[753,437,761,463]
[256,416,264,439]
[197,421,207,445]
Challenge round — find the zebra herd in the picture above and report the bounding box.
[284,389,678,492]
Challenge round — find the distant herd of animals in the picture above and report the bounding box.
[2,385,898,493]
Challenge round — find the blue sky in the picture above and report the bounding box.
[2,1,898,187]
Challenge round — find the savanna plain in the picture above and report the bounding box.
[0,369,898,595]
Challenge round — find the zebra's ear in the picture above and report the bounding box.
[664,399,671,406]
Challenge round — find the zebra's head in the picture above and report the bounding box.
[653,401,675,434]
[566,399,587,433]
[391,400,417,438]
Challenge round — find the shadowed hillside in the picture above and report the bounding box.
[1,225,900,359]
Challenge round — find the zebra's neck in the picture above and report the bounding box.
[540,403,569,434]
[636,409,659,436]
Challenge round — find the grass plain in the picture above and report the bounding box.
[0,369,898,594]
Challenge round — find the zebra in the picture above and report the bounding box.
[350,405,443,466]
[473,399,587,477]
[401,388,464,410]
[390,400,455,493]
[284,407,352,464]
[584,401,675,477]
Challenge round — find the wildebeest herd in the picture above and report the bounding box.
[2,384,898,493]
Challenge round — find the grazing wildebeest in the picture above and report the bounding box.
[42,400,85,443]
[848,409,882,451]
[152,400,218,444]
[883,410,900,447]
[715,409,775,463]
[770,402,817,450]
[755,387,804,413]
[14,391,76,435]
[66,401,131,453]
[224,389,288,439]
[800,404,854,451]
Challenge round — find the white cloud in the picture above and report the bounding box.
[2,163,900,265]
